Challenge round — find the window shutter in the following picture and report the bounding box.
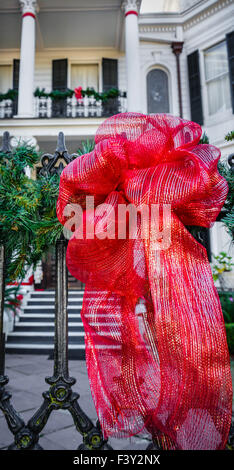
[102,58,118,92]
[12,59,20,114]
[52,59,68,117]
[102,58,119,116]
[13,59,20,90]
[187,50,203,125]
[226,31,234,113]
[52,59,68,91]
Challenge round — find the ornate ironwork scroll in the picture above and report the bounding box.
[39,131,78,177]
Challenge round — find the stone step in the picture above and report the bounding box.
[5,343,120,358]
[13,322,117,332]
[19,313,82,322]
[7,331,86,344]
[5,343,86,358]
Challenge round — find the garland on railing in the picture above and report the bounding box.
[0,87,126,103]
[225,130,234,142]
[0,89,18,102]
[34,87,126,102]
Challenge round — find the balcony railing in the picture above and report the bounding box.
[0,99,16,119]
[0,94,127,119]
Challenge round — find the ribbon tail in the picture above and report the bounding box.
[81,279,161,438]
[145,212,232,449]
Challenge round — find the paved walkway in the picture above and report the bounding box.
[0,354,234,450]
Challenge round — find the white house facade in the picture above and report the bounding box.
[0,0,233,290]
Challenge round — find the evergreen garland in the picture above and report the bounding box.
[34,87,126,102]
[0,89,18,102]
[0,141,94,282]
[0,144,41,280]
[0,87,126,103]
[225,130,234,142]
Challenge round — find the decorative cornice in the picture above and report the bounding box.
[139,25,176,33]
[19,0,39,17]
[138,0,233,32]
[183,0,233,30]
[122,0,141,16]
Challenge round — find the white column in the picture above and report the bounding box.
[122,1,141,112]
[16,1,38,118]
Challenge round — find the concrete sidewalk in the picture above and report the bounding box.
[0,354,151,450]
[0,354,234,450]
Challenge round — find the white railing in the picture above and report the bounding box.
[34,94,127,119]
[0,94,127,119]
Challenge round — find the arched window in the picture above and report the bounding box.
[147,68,169,114]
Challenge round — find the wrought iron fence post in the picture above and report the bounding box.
[38,132,112,449]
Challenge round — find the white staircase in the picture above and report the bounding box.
[5,290,86,358]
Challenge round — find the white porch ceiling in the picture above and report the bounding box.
[0,0,124,50]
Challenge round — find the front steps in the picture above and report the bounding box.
[5,290,86,359]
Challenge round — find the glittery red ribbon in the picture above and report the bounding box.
[57,113,232,449]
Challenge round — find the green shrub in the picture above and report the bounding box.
[225,323,234,355]
[218,291,234,323]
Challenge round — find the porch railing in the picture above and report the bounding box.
[0,94,127,119]
[0,100,15,119]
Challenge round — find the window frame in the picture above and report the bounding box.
[201,38,232,124]
[68,60,101,92]
[145,65,172,115]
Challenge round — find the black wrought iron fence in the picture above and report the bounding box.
[0,131,233,451]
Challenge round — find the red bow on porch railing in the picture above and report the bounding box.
[74,86,83,100]
[56,113,232,450]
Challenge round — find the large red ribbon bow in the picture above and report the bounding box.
[57,113,232,449]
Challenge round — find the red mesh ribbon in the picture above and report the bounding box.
[57,113,232,449]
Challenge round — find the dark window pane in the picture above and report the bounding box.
[147,69,169,114]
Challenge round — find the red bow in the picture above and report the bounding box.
[74,86,83,100]
[57,113,232,449]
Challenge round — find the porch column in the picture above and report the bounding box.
[16,0,38,118]
[122,1,141,112]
